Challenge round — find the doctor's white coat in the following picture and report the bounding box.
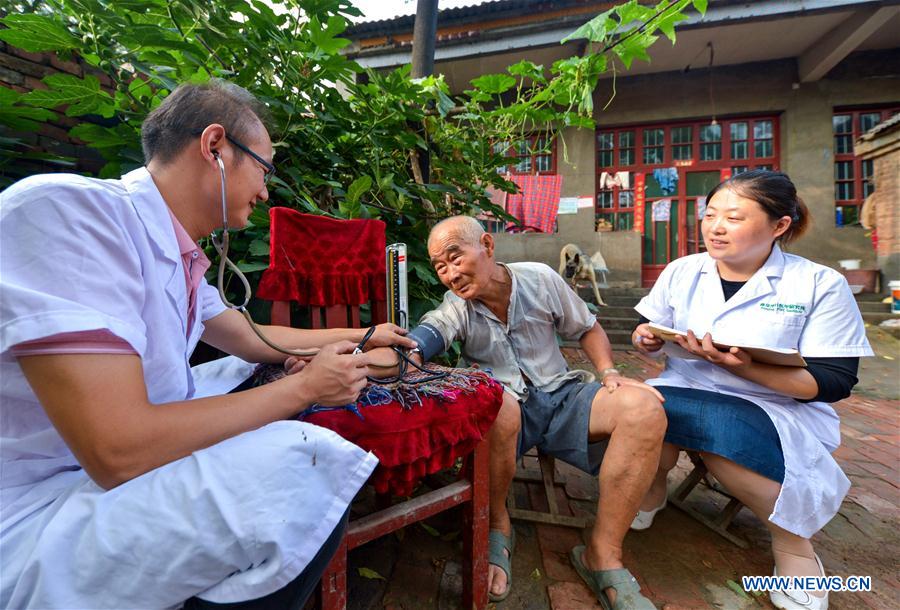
[636,246,873,538]
[0,168,377,608]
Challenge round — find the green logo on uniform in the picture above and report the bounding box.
[759,303,807,314]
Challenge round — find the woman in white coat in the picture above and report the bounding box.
[631,170,872,610]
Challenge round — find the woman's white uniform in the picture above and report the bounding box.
[0,168,377,608]
[635,245,872,539]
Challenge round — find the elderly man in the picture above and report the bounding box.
[0,79,414,608]
[414,216,666,608]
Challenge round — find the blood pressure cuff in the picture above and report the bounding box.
[407,323,446,362]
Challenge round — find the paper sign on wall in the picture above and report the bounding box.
[652,199,671,222]
[558,197,578,215]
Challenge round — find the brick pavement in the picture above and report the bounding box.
[345,329,899,610]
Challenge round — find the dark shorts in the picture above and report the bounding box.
[658,386,785,484]
[517,380,607,476]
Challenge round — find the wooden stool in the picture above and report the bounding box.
[668,452,749,548]
[507,451,591,529]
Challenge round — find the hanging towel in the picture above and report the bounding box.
[505,174,563,233]
[652,167,679,195]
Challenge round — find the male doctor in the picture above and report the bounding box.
[0,79,414,609]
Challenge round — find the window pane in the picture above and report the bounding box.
[535,155,551,172]
[700,142,721,161]
[618,190,634,207]
[835,182,854,201]
[597,132,614,149]
[732,165,749,175]
[700,124,721,142]
[731,141,748,159]
[516,157,531,173]
[755,140,773,158]
[834,134,853,154]
[643,128,664,146]
[619,149,635,165]
[843,205,859,225]
[730,122,748,141]
[599,150,613,167]
[671,126,692,144]
[516,140,528,155]
[616,212,634,231]
[672,144,692,160]
[597,191,614,209]
[757,164,773,171]
[860,112,881,134]
[754,120,773,140]
[832,115,851,134]
[864,180,875,198]
[686,171,720,197]
[834,161,854,180]
[861,159,874,179]
[619,131,634,147]
[643,146,664,165]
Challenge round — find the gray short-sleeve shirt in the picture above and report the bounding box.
[419,262,597,399]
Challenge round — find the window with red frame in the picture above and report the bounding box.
[832,106,899,226]
[595,116,779,233]
[493,134,556,175]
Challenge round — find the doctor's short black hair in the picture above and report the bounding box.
[140,79,272,165]
[707,169,810,245]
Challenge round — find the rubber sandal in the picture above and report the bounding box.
[488,528,515,603]
[570,545,656,609]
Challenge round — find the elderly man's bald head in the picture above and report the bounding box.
[428,216,485,250]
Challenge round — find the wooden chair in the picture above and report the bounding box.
[668,452,748,548]
[263,212,491,610]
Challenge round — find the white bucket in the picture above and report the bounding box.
[839,259,861,270]
[889,280,900,314]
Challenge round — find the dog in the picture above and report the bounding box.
[559,243,609,307]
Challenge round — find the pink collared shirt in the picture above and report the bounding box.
[10,209,210,357]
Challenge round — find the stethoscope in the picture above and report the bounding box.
[209,152,444,383]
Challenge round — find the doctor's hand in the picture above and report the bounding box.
[674,330,752,371]
[632,323,664,354]
[295,341,371,406]
[602,373,665,402]
[364,323,417,350]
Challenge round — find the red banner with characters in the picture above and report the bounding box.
[633,173,645,234]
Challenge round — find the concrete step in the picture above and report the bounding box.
[862,312,897,325]
[595,295,645,308]
[596,316,640,330]
[596,306,641,319]
[857,300,891,313]
[854,292,889,302]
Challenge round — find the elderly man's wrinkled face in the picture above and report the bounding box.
[428,226,495,301]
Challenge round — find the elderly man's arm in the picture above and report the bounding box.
[579,322,664,401]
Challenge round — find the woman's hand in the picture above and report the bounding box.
[632,323,664,354]
[674,330,752,371]
[602,373,665,402]
[364,323,417,350]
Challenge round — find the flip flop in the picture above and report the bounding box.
[488,528,515,603]
[570,545,655,610]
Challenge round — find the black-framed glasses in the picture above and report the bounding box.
[192,129,276,185]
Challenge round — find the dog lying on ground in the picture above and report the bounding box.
[559,243,609,307]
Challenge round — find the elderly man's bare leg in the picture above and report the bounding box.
[486,391,521,599]
[582,386,667,605]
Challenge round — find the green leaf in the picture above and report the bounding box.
[693,0,708,14]
[615,1,655,27]
[0,105,56,131]
[655,8,691,43]
[470,74,516,95]
[345,174,372,205]
[0,14,79,52]
[410,261,438,285]
[357,567,386,581]
[613,32,657,68]
[507,60,545,83]
[22,74,115,118]
[68,123,131,149]
[562,8,615,43]
[235,261,269,273]
[248,239,269,256]
[420,522,440,537]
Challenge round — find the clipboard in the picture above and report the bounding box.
[647,323,807,367]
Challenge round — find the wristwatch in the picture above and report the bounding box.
[600,367,620,380]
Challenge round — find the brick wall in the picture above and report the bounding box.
[873,145,899,278]
[0,43,110,177]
